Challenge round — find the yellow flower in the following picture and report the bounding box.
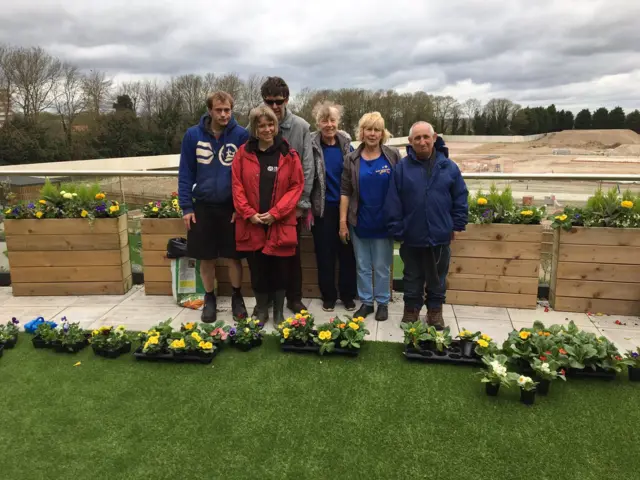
[4,208,11,214]
[295,313,302,319]
[481,334,491,341]
[555,214,568,221]
[278,322,285,329]
[80,209,88,218]
[253,319,259,325]
[39,199,47,205]
[621,200,634,209]
[148,202,153,206]
[300,310,308,315]
[355,316,365,323]
[477,339,489,348]
[109,205,118,213]
[185,322,196,330]
[149,330,159,337]
[147,336,159,345]
[283,328,290,339]
[286,318,293,324]
[537,330,544,336]
[408,328,416,334]
[191,332,202,342]
[92,330,99,336]
[35,211,43,218]
[95,193,106,200]
[477,197,488,205]
[170,338,185,349]
[73,362,81,367]
[460,329,472,337]
[152,207,159,212]
[348,322,359,330]
[519,331,531,340]
[99,326,110,332]
[520,210,533,216]
[244,328,249,333]
[319,330,332,341]
[203,341,213,350]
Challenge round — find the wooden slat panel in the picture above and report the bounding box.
[447,290,537,309]
[3,217,124,235]
[144,266,172,283]
[451,240,541,260]
[121,245,131,265]
[560,227,640,246]
[449,258,539,277]
[456,224,543,242]
[555,279,640,301]
[12,278,131,296]
[552,296,640,316]
[141,234,176,251]
[121,260,132,279]
[447,274,538,295]
[8,250,123,267]
[559,244,640,265]
[11,264,127,283]
[142,250,171,267]
[141,218,186,235]
[6,234,123,251]
[144,282,173,296]
[556,262,640,283]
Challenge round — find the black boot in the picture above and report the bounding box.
[201,292,217,323]
[273,290,286,325]
[231,289,248,319]
[253,293,270,324]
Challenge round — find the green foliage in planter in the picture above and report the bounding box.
[142,192,182,218]
[90,325,132,352]
[468,184,545,225]
[550,187,639,230]
[0,317,20,343]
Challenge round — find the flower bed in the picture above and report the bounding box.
[90,325,133,359]
[0,318,20,349]
[549,188,640,315]
[447,185,544,309]
[402,323,484,365]
[4,181,131,296]
[30,317,90,353]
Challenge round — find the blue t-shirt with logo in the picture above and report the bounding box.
[355,154,392,238]
[322,143,344,206]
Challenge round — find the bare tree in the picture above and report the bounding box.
[139,79,159,116]
[240,73,265,118]
[203,72,216,93]
[83,69,112,117]
[462,98,482,134]
[0,44,13,122]
[117,81,142,113]
[174,74,207,122]
[213,73,243,102]
[432,95,459,134]
[4,46,62,122]
[54,63,85,147]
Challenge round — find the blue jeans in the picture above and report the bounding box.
[400,244,451,310]
[350,227,393,306]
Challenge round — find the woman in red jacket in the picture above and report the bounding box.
[232,105,305,324]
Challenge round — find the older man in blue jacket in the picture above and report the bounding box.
[384,122,468,328]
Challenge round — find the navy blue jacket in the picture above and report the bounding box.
[178,114,249,214]
[384,145,468,246]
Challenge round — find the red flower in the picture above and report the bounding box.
[540,355,547,361]
[329,318,334,323]
[292,320,299,327]
[615,320,622,325]
[559,348,567,355]
[545,351,552,354]
[300,319,306,326]
[171,191,178,197]
[544,306,549,312]
[615,355,622,361]
[560,369,565,375]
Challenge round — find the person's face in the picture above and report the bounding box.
[208,100,231,129]
[263,95,288,121]
[319,114,339,139]
[409,124,437,158]
[362,125,382,148]
[257,116,276,143]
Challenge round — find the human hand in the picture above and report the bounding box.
[339,221,350,244]
[231,212,236,223]
[183,213,196,230]
[296,208,304,218]
[249,214,264,225]
[258,213,276,225]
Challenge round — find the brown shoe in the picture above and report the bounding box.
[401,307,420,324]
[427,308,445,330]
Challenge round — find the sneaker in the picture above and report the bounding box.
[375,304,388,322]
[342,299,356,311]
[231,291,247,318]
[286,300,307,314]
[322,300,336,312]
[201,293,217,323]
[401,307,420,324]
[353,304,374,319]
[427,308,445,330]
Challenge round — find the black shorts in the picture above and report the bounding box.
[187,203,240,260]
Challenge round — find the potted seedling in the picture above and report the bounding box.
[624,348,640,381]
[276,311,317,349]
[314,322,340,355]
[478,354,515,396]
[530,357,566,395]
[336,316,368,354]
[54,319,89,353]
[0,318,20,349]
[517,375,538,405]
[401,320,429,352]
[429,326,452,355]
[33,322,57,348]
[199,321,231,350]
[232,317,265,352]
[90,325,132,358]
[457,328,481,357]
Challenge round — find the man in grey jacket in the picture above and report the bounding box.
[259,76,314,314]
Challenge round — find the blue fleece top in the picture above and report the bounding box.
[355,154,393,239]
[383,146,469,247]
[322,142,345,206]
[178,114,249,214]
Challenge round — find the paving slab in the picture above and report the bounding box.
[453,305,510,322]
[457,319,514,345]
[597,327,640,352]
[508,307,593,327]
[589,314,640,331]
[52,306,118,329]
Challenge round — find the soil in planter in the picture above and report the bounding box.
[281,340,320,354]
[520,388,536,406]
[133,346,216,364]
[485,383,500,396]
[92,342,132,359]
[537,379,551,395]
[405,340,482,366]
[628,366,640,382]
[1,336,18,349]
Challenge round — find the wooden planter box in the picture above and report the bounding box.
[5,215,132,296]
[446,224,543,309]
[550,227,640,315]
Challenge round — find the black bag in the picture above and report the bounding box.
[166,237,188,259]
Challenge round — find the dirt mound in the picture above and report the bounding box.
[534,129,640,148]
[612,144,640,156]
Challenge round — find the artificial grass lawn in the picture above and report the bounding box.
[2,335,639,480]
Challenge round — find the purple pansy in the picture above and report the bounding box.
[27,202,35,209]
[632,352,639,358]
[95,204,106,213]
[11,317,19,324]
[229,328,236,337]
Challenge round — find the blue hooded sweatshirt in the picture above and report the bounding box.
[178,114,249,214]
[383,145,469,247]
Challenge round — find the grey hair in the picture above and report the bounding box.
[248,105,279,138]
[408,121,435,137]
[312,100,343,126]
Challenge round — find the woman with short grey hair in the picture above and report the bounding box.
[309,100,357,312]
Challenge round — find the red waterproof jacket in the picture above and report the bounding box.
[232,138,304,257]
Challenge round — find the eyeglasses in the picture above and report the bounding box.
[263,98,286,106]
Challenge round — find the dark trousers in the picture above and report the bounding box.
[285,220,303,303]
[246,251,290,294]
[400,244,451,310]
[311,205,357,303]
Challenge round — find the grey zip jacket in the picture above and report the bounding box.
[279,109,314,210]
[310,130,352,217]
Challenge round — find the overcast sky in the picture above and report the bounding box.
[2,0,639,112]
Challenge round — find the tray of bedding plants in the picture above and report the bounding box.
[565,366,617,380]
[402,325,483,366]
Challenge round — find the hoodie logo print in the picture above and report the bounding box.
[219,144,238,166]
[196,141,213,164]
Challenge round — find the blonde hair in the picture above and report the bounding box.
[248,105,279,138]
[356,111,391,144]
[312,100,343,126]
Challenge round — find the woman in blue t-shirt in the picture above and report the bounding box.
[339,112,401,321]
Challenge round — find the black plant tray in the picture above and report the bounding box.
[232,338,263,352]
[281,341,320,354]
[1,336,18,349]
[92,342,132,359]
[32,336,50,349]
[404,340,482,366]
[566,367,616,380]
[0,343,4,358]
[53,340,89,353]
[331,346,360,357]
[133,346,216,364]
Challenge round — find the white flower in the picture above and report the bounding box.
[60,190,66,195]
[72,193,78,197]
[541,363,551,373]
[63,193,73,199]
[517,375,531,386]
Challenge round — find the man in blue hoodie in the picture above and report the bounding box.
[178,91,250,322]
[384,122,468,328]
